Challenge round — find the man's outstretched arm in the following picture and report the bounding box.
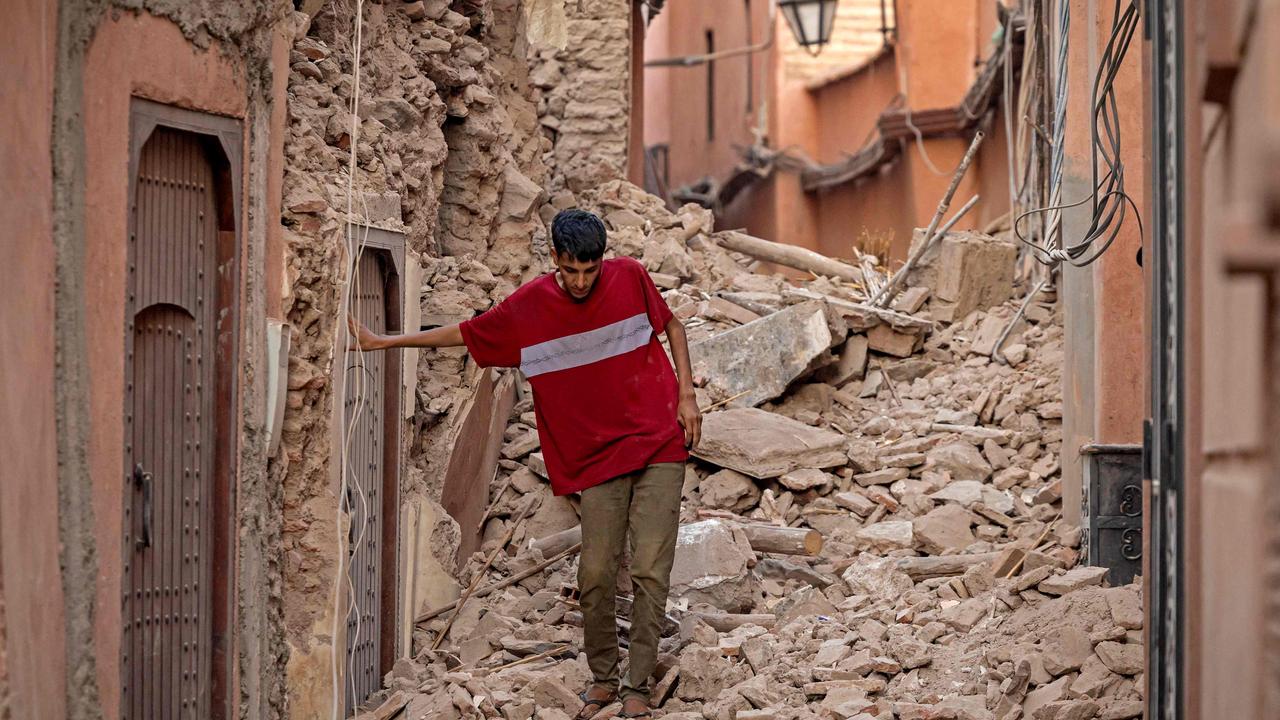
[664,316,702,448]
[348,315,465,351]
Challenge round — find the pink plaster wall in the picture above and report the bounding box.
[0,1,67,717]
[644,0,1005,262]
[897,0,978,110]
[83,13,253,718]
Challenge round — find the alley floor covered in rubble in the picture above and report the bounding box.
[351,183,1145,720]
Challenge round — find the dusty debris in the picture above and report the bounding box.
[341,170,1139,720]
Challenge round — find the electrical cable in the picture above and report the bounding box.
[1013,0,1144,267]
[329,1,374,718]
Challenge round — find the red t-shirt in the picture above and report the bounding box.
[459,257,688,495]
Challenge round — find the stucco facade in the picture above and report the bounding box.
[643,0,1010,261]
[1179,1,1280,716]
[2,2,292,718]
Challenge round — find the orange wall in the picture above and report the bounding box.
[811,52,899,162]
[645,0,1010,263]
[0,0,67,718]
[643,0,769,196]
[1058,0,1147,526]
[898,0,978,109]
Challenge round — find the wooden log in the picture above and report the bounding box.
[691,612,778,632]
[350,691,409,720]
[531,525,583,557]
[736,524,823,556]
[892,552,1002,580]
[432,496,537,649]
[535,522,822,558]
[782,287,933,331]
[717,231,865,284]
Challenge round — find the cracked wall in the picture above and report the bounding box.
[529,0,634,194]
[277,0,554,713]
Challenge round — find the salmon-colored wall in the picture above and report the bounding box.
[0,1,67,718]
[973,107,1013,231]
[643,0,769,196]
[83,13,254,718]
[646,0,1008,263]
[1059,0,1147,526]
[811,52,898,162]
[898,0,977,109]
[1185,2,1279,717]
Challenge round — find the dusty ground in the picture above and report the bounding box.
[347,182,1144,720]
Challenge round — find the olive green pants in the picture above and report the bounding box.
[577,462,684,702]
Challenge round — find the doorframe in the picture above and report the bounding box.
[125,98,243,720]
[345,223,404,692]
[1144,2,1186,718]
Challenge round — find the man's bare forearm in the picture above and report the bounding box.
[664,317,696,398]
[357,323,465,351]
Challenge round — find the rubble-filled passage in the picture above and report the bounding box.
[350,181,1142,720]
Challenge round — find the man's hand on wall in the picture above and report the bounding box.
[347,315,386,351]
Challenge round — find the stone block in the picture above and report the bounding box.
[866,323,919,358]
[1094,641,1143,675]
[670,520,760,612]
[912,504,976,554]
[933,231,1017,320]
[691,302,832,408]
[855,521,914,551]
[854,467,909,487]
[693,408,847,479]
[815,334,869,386]
[842,556,914,599]
[1041,626,1093,676]
[1104,586,1143,630]
[700,468,762,512]
[1037,566,1108,596]
[925,442,993,483]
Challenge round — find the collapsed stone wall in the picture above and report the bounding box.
[528,0,633,194]
[277,0,555,711]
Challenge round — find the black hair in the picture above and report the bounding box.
[550,209,607,261]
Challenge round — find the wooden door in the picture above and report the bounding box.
[121,127,221,720]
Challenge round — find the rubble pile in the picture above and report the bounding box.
[350,182,1143,720]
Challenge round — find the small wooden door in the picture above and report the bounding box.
[344,251,388,714]
[121,127,223,719]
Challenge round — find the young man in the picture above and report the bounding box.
[349,209,701,719]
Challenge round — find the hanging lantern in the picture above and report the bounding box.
[779,0,840,55]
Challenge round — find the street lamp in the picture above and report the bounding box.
[778,0,840,55]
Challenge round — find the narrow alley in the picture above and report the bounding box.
[1,2,1278,720]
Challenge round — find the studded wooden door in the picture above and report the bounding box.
[121,127,221,720]
[344,251,387,714]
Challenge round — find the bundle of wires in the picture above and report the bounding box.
[1014,0,1143,267]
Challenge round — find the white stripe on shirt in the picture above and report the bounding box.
[519,312,653,378]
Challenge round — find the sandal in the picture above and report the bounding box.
[618,697,651,718]
[575,687,617,720]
